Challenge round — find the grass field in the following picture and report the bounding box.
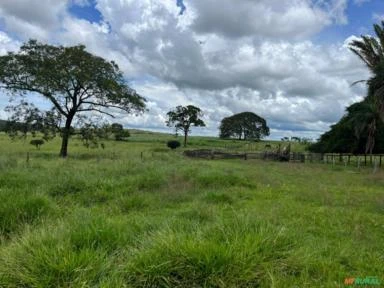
[0,132,383,287]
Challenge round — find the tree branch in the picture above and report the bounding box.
[78,108,115,118]
[79,101,129,111]
[1,84,68,117]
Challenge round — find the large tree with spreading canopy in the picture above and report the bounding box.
[0,40,146,157]
[219,112,269,141]
[166,105,205,147]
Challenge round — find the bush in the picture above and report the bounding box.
[112,123,130,141]
[167,140,181,150]
[30,139,44,149]
[115,130,130,141]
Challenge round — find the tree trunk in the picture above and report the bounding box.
[365,119,376,155]
[59,114,74,158]
[184,131,188,147]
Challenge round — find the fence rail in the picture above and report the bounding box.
[184,149,384,168]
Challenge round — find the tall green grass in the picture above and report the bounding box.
[0,134,383,287]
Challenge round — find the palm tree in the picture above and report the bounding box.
[349,21,384,153]
[367,61,384,121]
[349,21,384,70]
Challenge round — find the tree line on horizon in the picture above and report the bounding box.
[5,21,384,155]
[0,38,269,154]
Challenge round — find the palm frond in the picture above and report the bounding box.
[350,79,367,86]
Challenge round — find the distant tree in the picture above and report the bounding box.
[0,120,7,132]
[167,140,181,150]
[4,101,60,141]
[79,123,110,149]
[300,138,313,145]
[111,122,130,141]
[30,139,44,150]
[281,137,290,142]
[111,123,123,133]
[219,112,269,141]
[166,105,205,147]
[0,40,146,157]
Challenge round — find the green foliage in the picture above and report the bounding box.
[111,123,130,141]
[166,105,206,147]
[79,123,110,149]
[349,21,384,72]
[167,140,181,149]
[0,120,6,132]
[4,101,59,141]
[346,21,384,153]
[219,112,270,140]
[309,99,384,153]
[30,139,44,149]
[0,39,146,157]
[310,22,384,155]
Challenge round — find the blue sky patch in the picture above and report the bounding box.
[314,0,384,43]
[176,0,186,15]
[69,0,102,23]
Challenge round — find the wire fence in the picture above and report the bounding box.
[184,149,384,170]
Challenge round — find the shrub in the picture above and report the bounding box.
[30,139,44,149]
[112,123,130,141]
[115,130,130,141]
[167,140,181,150]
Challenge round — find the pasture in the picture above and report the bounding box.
[0,132,383,287]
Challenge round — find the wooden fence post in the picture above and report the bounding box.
[373,158,378,174]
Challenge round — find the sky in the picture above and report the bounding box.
[0,0,383,140]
